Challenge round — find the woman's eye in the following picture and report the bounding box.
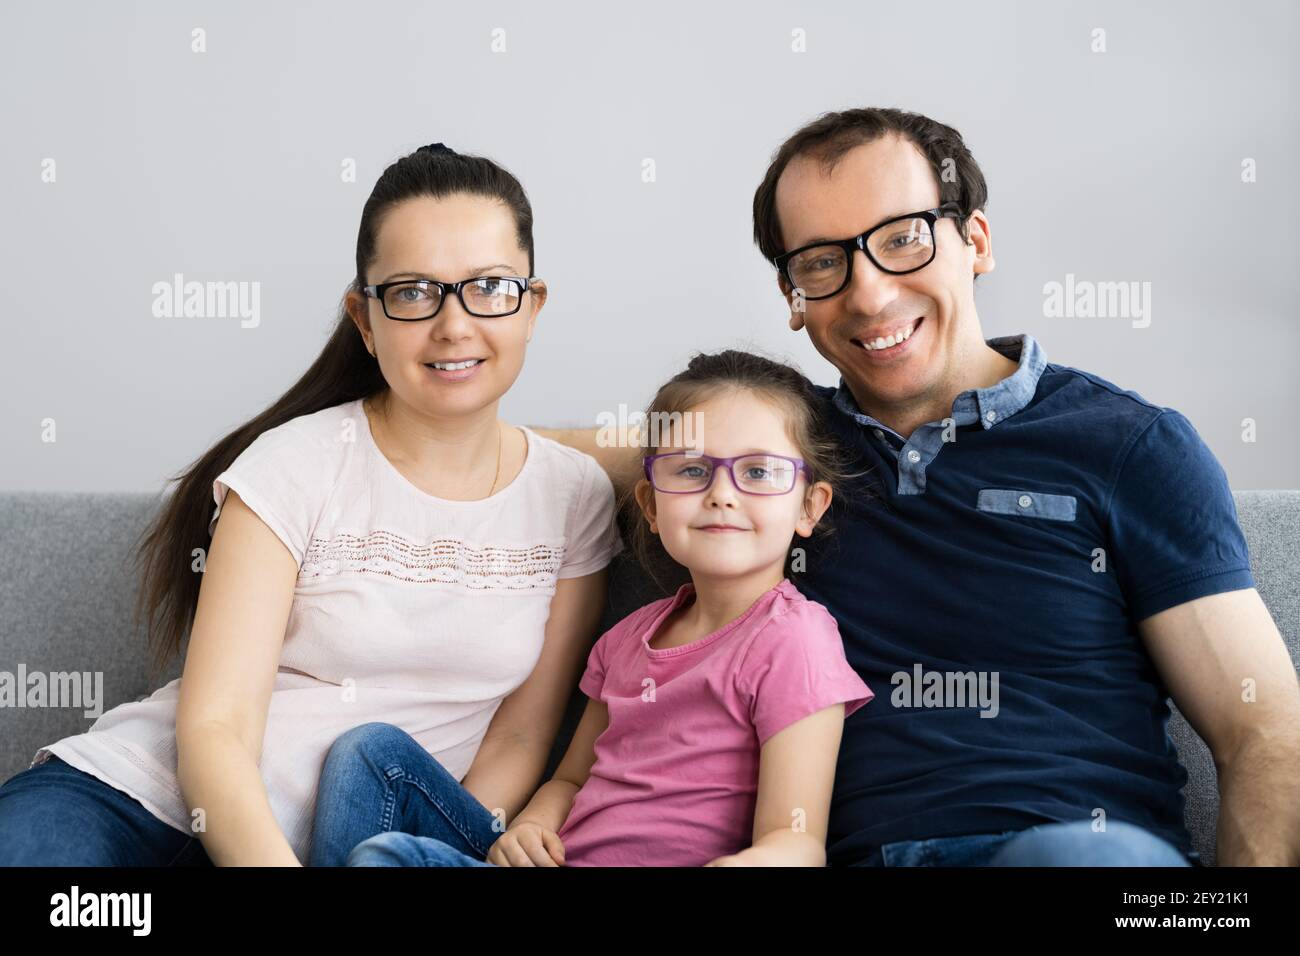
[396,287,428,302]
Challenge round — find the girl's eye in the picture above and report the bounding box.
[678,465,708,479]
[744,467,771,480]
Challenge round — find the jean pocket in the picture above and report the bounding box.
[976,488,1077,522]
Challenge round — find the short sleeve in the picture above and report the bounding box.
[1106,409,1255,622]
[737,600,875,746]
[577,629,610,701]
[208,424,319,566]
[557,455,624,579]
[577,602,659,700]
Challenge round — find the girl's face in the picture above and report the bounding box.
[634,390,833,582]
[348,193,546,418]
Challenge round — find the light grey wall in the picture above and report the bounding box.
[3,0,1296,492]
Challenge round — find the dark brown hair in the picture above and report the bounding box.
[133,143,536,674]
[752,107,988,277]
[622,348,869,595]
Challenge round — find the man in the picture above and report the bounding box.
[536,108,1300,866]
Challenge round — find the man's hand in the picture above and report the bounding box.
[486,821,566,867]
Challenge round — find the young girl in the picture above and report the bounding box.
[314,350,874,866]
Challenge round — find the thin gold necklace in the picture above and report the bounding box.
[375,397,504,499]
[486,421,503,497]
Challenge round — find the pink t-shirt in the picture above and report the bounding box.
[556,577,873,866]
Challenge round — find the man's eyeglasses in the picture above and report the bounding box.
[644,451,812,496]
[774,202,964,300]
[362,275,535,321]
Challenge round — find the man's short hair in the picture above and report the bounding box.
[752,107,989,271]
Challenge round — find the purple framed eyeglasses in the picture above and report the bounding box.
[643,451,812,496]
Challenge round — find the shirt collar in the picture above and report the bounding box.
[830,332,1047,432]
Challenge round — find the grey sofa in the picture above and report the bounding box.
[2,490,1297,866]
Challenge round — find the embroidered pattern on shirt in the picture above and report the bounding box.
[300,530,564,590]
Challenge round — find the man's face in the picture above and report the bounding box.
[773,134,994,415]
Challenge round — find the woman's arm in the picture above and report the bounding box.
[512,694,609,832]
[173,490,302,866]
[458,567,608,825]
[706,704,847,867]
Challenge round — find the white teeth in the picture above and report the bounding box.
[430,359,482,370]
[861,320,918,351]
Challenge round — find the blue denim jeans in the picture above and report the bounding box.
[852,821,1199,867]
[309,722,1201,868]
[0,755,212,866]
[308,721,502,867]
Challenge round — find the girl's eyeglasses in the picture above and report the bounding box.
[643,451,812,496]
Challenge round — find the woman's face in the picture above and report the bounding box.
[634,391,832,582]
[349,192,546,418]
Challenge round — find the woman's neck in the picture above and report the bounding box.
[364,391,505,498]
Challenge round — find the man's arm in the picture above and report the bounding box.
[1139,587,1300,866]
[530,425,644,499]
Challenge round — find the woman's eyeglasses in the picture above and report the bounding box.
[363,276,535,320]
[644,451,812,496]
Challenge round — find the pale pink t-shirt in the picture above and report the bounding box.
[556,577,873,866]
[32,398,623,861]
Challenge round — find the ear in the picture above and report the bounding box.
[633,478,659,535]
[965,210,995,276]
[776,272,805,332]
[346,289,375,354]
[525,277,546,342]
[795,481,833,537]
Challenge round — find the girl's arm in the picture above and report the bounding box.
[459,568,608,824]
[707,703,847,867]
[174,490,302,866]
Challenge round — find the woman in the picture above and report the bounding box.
[0,143,622,866]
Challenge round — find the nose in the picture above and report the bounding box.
[428,292,477,339]
[701,464,743,508]
[843,248,901,317]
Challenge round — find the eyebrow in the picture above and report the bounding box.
[380,263,519,283]
[793,207,924,248]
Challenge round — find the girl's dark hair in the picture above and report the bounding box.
[134,142,536,674]
[623,348,870,596]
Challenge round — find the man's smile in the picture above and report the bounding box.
[852,316,925,358]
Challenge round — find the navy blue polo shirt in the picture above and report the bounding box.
[798,332,1255,864]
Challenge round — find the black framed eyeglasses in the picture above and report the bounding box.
[774,202,964,300]
[362,275,535,320]
[643,451,813,496]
